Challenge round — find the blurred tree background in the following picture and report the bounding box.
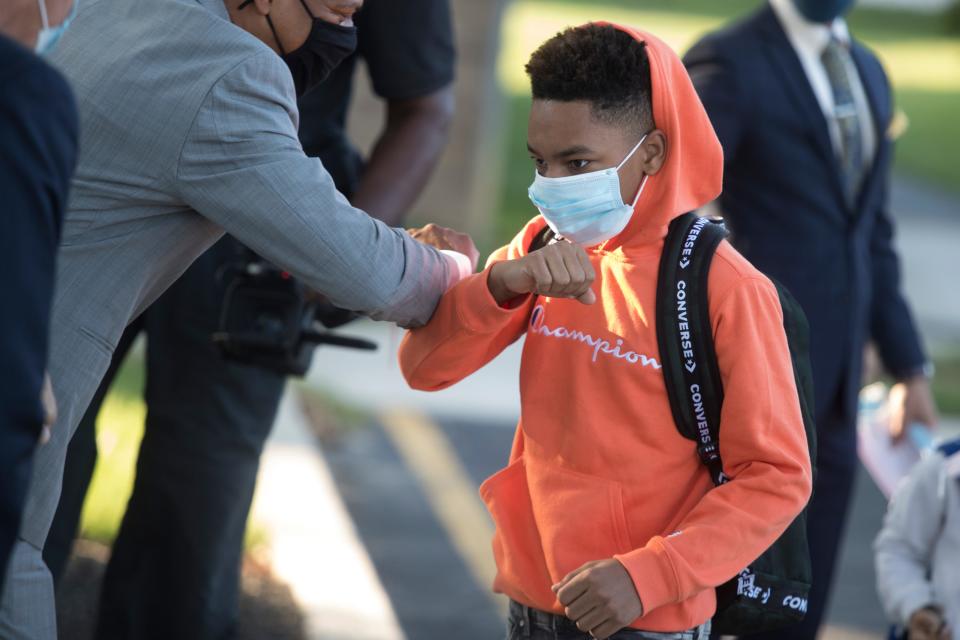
[948,0,960,31]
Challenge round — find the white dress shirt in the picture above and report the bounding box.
[769,0,877,163]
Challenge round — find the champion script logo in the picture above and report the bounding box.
[528,305,661,370]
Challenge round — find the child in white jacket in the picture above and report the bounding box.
[875,438,960,640]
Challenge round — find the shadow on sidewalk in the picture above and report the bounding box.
[55,540,306,640]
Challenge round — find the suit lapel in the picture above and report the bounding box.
[756,6,847,207]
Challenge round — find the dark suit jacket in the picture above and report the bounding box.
[684,5,926,430]
[0,34,78,587]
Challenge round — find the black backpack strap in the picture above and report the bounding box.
[527,224,557,253]
[656,213,729,486]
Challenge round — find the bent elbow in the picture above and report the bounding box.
[398,349,427,390]
[398,334,448,392]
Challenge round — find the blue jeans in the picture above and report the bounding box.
[507,600,712,640]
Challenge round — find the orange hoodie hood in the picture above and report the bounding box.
[598,23,724,250]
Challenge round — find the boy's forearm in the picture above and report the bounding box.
[615,454,811,617]
[398,267,534,390]
[614,277,813,616]
[488,262,518,305]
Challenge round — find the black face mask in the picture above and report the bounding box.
[242,0,358,97]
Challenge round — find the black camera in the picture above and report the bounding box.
[212,256,376,376]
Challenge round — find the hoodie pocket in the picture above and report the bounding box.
[526,459,633,582]
[480,458,556,605]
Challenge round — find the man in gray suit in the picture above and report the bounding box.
[0,0,477,636]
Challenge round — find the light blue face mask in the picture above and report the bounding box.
[527,135,649,247]
[35,0,78,56]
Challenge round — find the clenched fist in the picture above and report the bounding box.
[488,239,596,305]
[554,559,644,640]
[408,223,480,273]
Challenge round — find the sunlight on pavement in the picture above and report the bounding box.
[253,390,406,640]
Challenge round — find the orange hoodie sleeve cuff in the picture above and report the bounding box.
[614,539,679,617]
[455,265,531,334]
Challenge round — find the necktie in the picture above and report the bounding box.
[821,37,865,207]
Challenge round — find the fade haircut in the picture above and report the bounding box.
[525,24,654,136]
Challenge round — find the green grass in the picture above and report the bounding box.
[893,89,960,189]
[495,94,537,247]
[932,352,960,417]
[494,0,960,249]
[76,354,145,543]
[77,352,268,551]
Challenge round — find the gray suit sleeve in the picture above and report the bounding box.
[174,50,455,328]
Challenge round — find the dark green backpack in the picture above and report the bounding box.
[655,213,817,635]
[529,213,817,634]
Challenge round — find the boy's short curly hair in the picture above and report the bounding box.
[525,24,654,135]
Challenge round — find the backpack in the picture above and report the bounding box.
[655,213,817,634]
[528,214,817,634]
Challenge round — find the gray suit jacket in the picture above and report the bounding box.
[22,0,459,546]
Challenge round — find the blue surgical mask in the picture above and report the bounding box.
[527,135,649,247]
[792,0,854,23]
[35,0,78,56]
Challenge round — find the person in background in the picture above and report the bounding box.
[684,0,939,635]
[875,438,959,640]
[297,0,455,227]
[42,0,456,637]
[0,0,78,598]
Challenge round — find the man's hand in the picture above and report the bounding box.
[488,240,596,306]
[553,559,644,639]
[908,606,950,640]
[40,373,57,445]
[408,223,480,273]
[889,375,938,440]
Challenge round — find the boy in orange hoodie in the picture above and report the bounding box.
[399,23,812,640]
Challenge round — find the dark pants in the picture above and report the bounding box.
[741,390,858,640]
[507,600,711,640]
[0,425,38,599]
[43,237,286,640]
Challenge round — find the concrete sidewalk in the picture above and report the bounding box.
[250,389,406,640]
